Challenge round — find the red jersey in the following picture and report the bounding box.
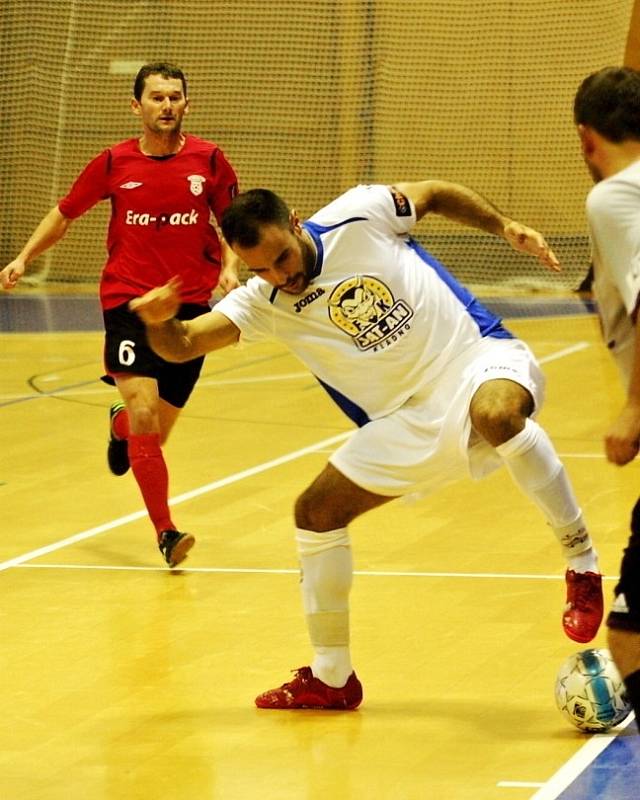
[58,135,238,310]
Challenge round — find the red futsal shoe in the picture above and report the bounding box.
[255,667,363,710]
[562,569,604,643]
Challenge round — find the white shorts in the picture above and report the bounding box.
[329,337,545,498]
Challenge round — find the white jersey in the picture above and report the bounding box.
[586,159,640,385]
[216,184,513,424]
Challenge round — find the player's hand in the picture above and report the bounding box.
[503,221,561,272]
[0,258,26,290]
[218,263,241,296]
[604,404,640,465]
[129,276,182,325]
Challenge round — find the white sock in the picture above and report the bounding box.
[296,527,353,688]
[496,418,598,571]
[567,547,599,574]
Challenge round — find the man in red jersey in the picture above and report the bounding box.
[0,62,240,567]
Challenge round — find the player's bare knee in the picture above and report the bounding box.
[473,407,526,446]
[470,381,533,447]
[295,489,341,531]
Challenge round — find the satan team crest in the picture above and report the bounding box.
[328,275,414,351]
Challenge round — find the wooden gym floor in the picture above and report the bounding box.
[1,295,638,800]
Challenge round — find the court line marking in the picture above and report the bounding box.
[538,342,590,364]
[557,454,605,459]
[0,371,313,403]
[13,564,620,580]
[0,339,593,575]
[0,431,350,574]
[3,337,619,796]
[528,712,637,800]
[0,341,589,403]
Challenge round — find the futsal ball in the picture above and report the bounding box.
[554,648,631,733]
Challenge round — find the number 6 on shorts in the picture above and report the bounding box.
[118,339,136,366]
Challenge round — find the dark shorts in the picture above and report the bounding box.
[102,302,209,409]
[607,497,640,632]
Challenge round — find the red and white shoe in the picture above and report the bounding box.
[562,569,604,643]
[255,667,363,710]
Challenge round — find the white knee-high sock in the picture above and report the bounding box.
[296,527,353,687]
[495,419,598,572]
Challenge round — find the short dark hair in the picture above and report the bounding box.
[221,189,291,248]
[133,62,188,101]
[574,66,640,143]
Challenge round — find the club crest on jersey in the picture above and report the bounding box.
[328,275,413,351]
[187,174,205,196]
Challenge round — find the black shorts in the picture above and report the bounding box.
[607,497,640,632]
[102,301,209,409]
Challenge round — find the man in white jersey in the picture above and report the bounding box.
[131,181,603,709]
[575,65,640,733]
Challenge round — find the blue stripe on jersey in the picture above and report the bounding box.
[316,376,371,428]
[406,238,514,340]
[303,218,368,278]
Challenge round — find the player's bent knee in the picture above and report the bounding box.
[294,462,387,530]
[472,408,526,447]
[470,382,533,447]
[295,490,347,531]
[127,406,160,435]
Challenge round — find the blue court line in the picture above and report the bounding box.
[557,728,639,800]
[531,713,638,800]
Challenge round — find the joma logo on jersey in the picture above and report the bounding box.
[294,287,325,313]
[125,209,199,228]
[328,275,414,351]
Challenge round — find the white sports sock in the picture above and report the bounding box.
[296,527,353,688]
[567,547,599,574]
[496,418,598,570]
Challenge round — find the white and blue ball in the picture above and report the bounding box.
[555,648,631,733]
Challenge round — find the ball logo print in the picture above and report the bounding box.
[554,648,631,732]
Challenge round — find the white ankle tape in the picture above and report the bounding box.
[296,527,350,557]
[307,610,350,647]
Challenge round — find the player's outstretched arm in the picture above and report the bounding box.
[130,277,241,362]
[0,206,72,289]
[394,180,560,272]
